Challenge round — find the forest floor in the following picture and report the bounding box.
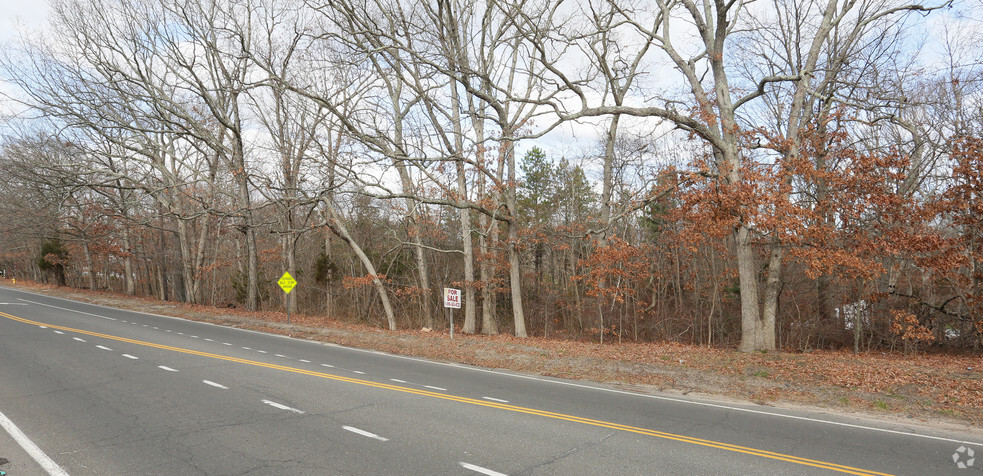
[6,280,982,431]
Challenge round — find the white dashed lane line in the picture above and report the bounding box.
[53,330,64,334]
[40,314,499,448]
[460,462,507,476]
[39,326,47,329]
[342,426,388,441]
[262,400,304,414]
[96,345,113,351]
[482,397,509,403]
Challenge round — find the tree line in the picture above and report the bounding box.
[1,0,980,353]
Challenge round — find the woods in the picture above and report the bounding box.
[1,0,981,353]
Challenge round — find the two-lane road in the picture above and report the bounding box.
[0,285,979,475]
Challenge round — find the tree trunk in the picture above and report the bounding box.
[83,241,96,290]
[325,200,397,330]
[760,243,783,350]
[283,233,298,315]
[503,131,527,337]
[324,225,335,317]
[600,113,620,242]
[736,225,764,352]
[473,109,498,335]
[459,164,478,334]
[396,162,434,328]
[122,224,135,295]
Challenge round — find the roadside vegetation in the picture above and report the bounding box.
[1,1,982,366]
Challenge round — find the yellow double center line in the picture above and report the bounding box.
[2,311,891,476]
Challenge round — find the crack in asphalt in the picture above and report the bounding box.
[517,432,616,475]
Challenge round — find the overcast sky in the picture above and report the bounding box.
[0,0,49,42]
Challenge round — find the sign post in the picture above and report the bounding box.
[443,287,461,340]
[278,272,297,324]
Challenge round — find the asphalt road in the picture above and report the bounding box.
[0,285,980,475]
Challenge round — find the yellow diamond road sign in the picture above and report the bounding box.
[278,272,297,294]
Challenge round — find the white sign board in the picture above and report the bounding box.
[443,288,462,309]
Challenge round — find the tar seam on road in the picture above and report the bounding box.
[3,311,897,476]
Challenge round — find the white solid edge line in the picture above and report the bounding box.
[460,462,507,476]
[0,409,69,476]
[202,380,229,390]
[9,287,982,446]
[342,426,388,441]
[332,347,983,446]
[19,298,116,321]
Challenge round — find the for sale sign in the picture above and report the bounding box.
[443,288,462,309]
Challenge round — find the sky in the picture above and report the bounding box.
[0,0,48,130]
[0,0,977,172]
[0,1,49,42]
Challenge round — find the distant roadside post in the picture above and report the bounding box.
[443,288,461,340]
[278,272,297,324]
